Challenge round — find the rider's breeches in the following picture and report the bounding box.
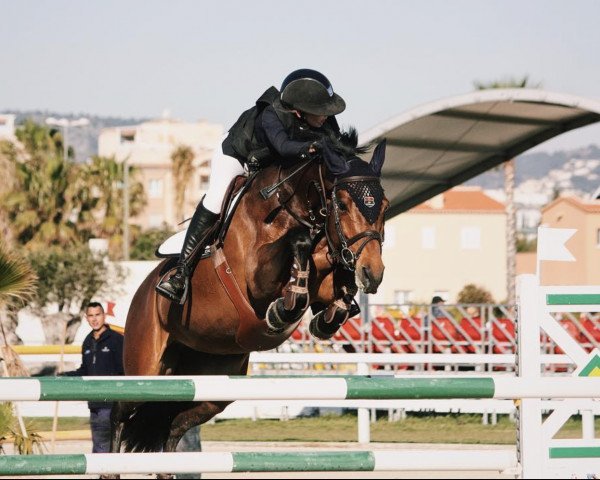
[202,145,245,214]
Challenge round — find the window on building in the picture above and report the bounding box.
[461,226,481,250]
[120,129,136,143]
[421,226,435,250]
[199,174,210,191]
[148,179,163,199]
[393,290,412,305]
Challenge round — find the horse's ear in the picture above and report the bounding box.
[370,139,386,176]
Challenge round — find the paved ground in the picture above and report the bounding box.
[1,439,517,479]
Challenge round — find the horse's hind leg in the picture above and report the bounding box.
[164,400,230,453]
[266,228,312,331]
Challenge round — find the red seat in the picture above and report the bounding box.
[400,317,423,341]
[553,319,580,354]
[492,318,515,342]
[459,317,483,353]
[492,318,516,354]
[582,317,600,342]
[371,316,398,341]
[431,318,458,341]
[431,317,461,353]
[333,316,363,342]
[460,317,483,340]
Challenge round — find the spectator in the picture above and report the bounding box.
[431,296,446,318]
[63,302,124,453]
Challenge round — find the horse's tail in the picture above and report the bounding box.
[120,402,187,452]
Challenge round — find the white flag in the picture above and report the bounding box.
[537,227,576,262]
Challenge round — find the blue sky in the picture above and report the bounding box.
[1,0,599,152]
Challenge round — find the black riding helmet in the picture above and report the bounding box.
[280,69,346,116]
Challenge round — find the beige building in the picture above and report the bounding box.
[98,117,223,230]
[378,186,507,304]
[536,196,600,285]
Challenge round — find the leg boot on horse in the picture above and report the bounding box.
[156,201,218,304]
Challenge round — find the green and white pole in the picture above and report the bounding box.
[0,450,518,476]
[0,376,599,402]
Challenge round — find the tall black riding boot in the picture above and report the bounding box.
[155,202,218,304]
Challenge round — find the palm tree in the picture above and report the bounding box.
[473,76,541,306]
[0,245,36,307]
[0,141,17,244]
[171,145,196,223]
[0,245,40,451]
[1,122,90,250]
[0,243,36,373]
[84,155,146,259]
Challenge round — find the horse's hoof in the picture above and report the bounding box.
[265,297,305,334]
[265,299,287,334]
[309,307,349,340]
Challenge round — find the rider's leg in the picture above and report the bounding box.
[156,147,244,304]
[202,148,245,215]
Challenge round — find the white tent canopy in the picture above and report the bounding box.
[359,89,600,218]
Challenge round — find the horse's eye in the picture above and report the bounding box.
[337,200,347,212]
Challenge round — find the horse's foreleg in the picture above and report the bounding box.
[309,297,355,340]
[265,229,313,331]
[309,268,360,340]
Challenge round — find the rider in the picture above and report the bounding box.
[156,69,347,304]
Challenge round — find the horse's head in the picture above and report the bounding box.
[324,137,388,294]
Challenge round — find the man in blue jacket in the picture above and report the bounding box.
[64,302,124,453]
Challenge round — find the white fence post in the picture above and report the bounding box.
[357,362,370,444]
[517,274,544,479]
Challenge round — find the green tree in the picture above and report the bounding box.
[26,245,124,344]
[473,76,541,307]
[0,245,39,454]
[0,244,37,346]
[457,284,494,304]
[1,121,94,249]
[171,145,196,224]
[0,141,17,244]
[130,225,176,260]
[84,155,146,259]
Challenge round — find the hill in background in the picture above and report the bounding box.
[467,144,600,200]
[4,110,149,162]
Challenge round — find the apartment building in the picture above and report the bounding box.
[378,186,507,304]
[98,117,223,230]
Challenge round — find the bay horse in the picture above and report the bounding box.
[111,132,388,457]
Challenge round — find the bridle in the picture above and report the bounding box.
[321,169,384,271]
[265,162,384,272]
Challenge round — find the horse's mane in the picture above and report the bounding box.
[325,126,372,158]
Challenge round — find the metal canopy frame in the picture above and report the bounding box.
[359,89,600,219]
